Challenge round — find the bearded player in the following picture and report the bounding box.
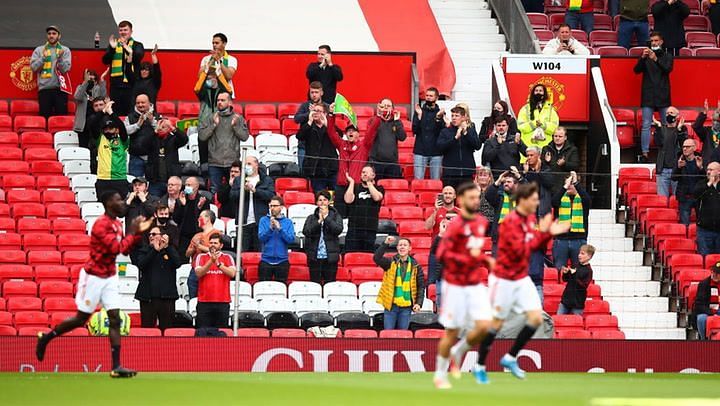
[476,183,570,380]
[433,182,494,389]
[36,191,152,378]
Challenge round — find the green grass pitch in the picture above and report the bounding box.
[1,372,718,405]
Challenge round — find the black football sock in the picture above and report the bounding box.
[508,324,537,357]
[111,345,121,370]
[477,328,497,366]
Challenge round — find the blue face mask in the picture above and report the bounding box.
[205,79,217,89]
[184,186,194,195]
[245,166,254,176]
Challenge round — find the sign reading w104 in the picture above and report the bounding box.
[505,57,587,74]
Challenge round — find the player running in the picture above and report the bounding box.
[476,183,569,380]
[433,182,494,389]
[36,191,152,378]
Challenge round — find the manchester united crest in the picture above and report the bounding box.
[9,56,36,92]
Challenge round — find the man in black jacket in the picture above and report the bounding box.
[145,119,188,197]
[173,176,211,257]
[635,31,673,162]
[651,0,690,56]
[302,191,343,284]
[692,264,720,340]
[672,139,704,225]
[557,245,595,315]
[124,93,159,178]
[482,116,524,178]
[412,87,446,180]
[369,99,407,180]
[692,99,720,164]
[293,82,328,173]
[125,177,158,235]
[230,156,275,252]
[296,104,338,193]
[133,226,182,331]
[306,45,343,104]
[541,127,580,196]
[101,20,144,116]
[694,162,720,255]
[654,106,687,197]
[437,106,481,189]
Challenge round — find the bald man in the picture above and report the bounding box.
[654,106,686,197]
[124,93,159,178]
[695,161,720,255]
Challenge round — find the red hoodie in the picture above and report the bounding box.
[327,114,379,186]
[493,210,552,281]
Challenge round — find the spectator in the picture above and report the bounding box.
[306,45,343,104]
[134,226,182,330]
[374,236,424,330]
[101,20,144,116]
[30,25,71,118]
[565,0,594,36]
[258,196,295,283]
[635,31,673,162]
[198,92,250,193]
[412,87,446,180]
[124,93,159,178]
[297,104,338,193]
[479,100,518,141]
[194,234,237,328]
[294,81,328,174]
[542,24,591,55]
[173,176,211,256]
[199,33,237,97]
[215,161,242,219]
[522,146,554,217]
[486,172,520,250]
[195,70,231,126]
[132,44,161,105]
[517,84,559,152]
[437,105,482,189]
[482,115,525,177]
[694,162,720,255]
[474,166,496,224]
[186,210,222,299]
[654,106,687,197]
[557,244,595,315]
[159,176,183,214]
[369,99,407,180]
[693,99,720,164]
[651,0,690,56]
[231,156,274,252]
[327,107,378,218]
[303,191,343,284]
[541,126,580,195]
[80,96,108,175]
[143,203,179,249]
[692,263,720,340]
[552,171,591,269]
[145,119,188,197]
[673,139,704,225]
[125,177,158,235]
[424,186,460,237]
[344,166,385,252]
[74,70,107,151]
[618,0,650,49]
[94,101,130,200]
[427,211,457,309]
[705,0,720,36]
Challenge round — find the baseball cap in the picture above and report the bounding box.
[132,177,148,185]
[712,262,720,274]
[46,25,61,34]
[101,119,117,129]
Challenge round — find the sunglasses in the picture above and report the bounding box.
[148,232,162,237]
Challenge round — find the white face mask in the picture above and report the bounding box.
[651,46,661,51]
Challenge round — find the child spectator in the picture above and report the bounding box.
[557,244,595,315]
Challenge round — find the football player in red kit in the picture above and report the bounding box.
[433,182,495,389]
[476,183,570,380]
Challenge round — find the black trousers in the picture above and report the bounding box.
[110,86,133,116]
[196,302,230,328]
[258,261,289,283]
[95,179,129,201]
[38,88,68,118]
[344,227,376,253]
[371,162,402,180]
[241,223,262,252]
[139,298,175,330]
[308,258,338,285]
[333,184,348,218]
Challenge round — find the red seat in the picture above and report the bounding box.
[659,239,696,264]
[694,47,720,56]
[46,203,81,219]
[705,254,720,269]
[155,101,176,117]
[382,191,417,207]
[377,179,409,192]
[707,315,720,339]
[613,108,636,125]
[283,191,315,206]
[52,218,87,235]
[14,311,49,328]
[686,31,716,48]
[17,218,52,234]
[0,311,12,325]
[354,106,375,120]
[343,252,375,269]
[63,251,90,265]
[177,102,200,119]
[556,329,592,339]
[31,160,64,175]
[378,206,392,219]
[410,179,444,194]
[650,223,688,246]
[39,281,73,298]
[543,284,564,298]
[271,328,307,338]
[591,330,626,339]
[0,217,15,233]
[582,300,611,315]
[281,119,300,136]
[589,30,618,47]
[618,167,651,190]
[398,137,414,153]
[594,12,613,29]
[37,177,71,192]
[47,116,75,134]
[391,207,424,221]
[526,12,550,30]
[0,161,31,177]
[549,12,565,30]
[677,269,709,296]
[27,250,61,266]
[552,314,584,329]
[344,329,377,338]
[670,253,704,273]
[622,181,656,205]
[0,233,22,251]
[397,220,432,238]
[287,266,310,282]
[7,297,42,311]
[4,175,36,190]
[543,267,559,282]
[535,29,554,47]
[163,328,196,337]
[0,204,10,217]
[18,326,50,336]
[584,314,619,330]
[630,194,667,221]
[20,132,53,150]
[23,233,57,251]
[0,117,12,133]
[42,190,76,204]
[639,208,678,234]
[7,190,40,205]
[0,250,27,264]
[350,267,384,284]
[245,104,277,120]
[414,329,444,338]
[684,15,711,32]
[129,327,162,336]
[0,325,16,336]
[24,147,56,162]
[571,30,589,45]
[14,116,46,133]
[0,146,22,160]
[249,118,281,135]
[12,203,45,219]
[235,328,270,337]
[275,177,309,194]
[427,283,437,301]
[379,329,413,338]
[335,266,351,282]
[57,234,91,252]
[10,100,39,117]
[278,103,301,120]
[34,265,70,283]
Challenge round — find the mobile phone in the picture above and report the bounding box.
[436,193,443,203]
[562,39,569,45]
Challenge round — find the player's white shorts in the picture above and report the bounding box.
[438,281,492,329]
[75,269,121,314]
[488,274,542,320]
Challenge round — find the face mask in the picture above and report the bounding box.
[184,186,194,195]
[103,131,117,139]
[666,114,676,124]
[205,79,217,89]
[245,166,254,176]
[156,216,169,226]
[532,93,543,103]
[492,110,502,117]
[651,46,661,51]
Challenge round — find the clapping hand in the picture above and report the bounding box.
[231,114,239,126]
[538,213,571,235]
[345,172,354,184]
[385,235,396,245]
[414,103,422,119]
[678,157,687,168]
[151,44,158,56]
[109,34,117,48]
[393,111,401,121]
[213,112,220,126]
[197,196,207,210]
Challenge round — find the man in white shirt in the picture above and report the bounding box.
[542,24,590,56]
[199,33,237,97]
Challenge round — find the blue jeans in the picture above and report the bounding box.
[656,168,676,197]
[149,182,167,198]
[310,178,336,193]
[565,11,594,36]
[128,155,146,178]
[384,305,412,330]
[297,144,305,174]
[413,154,443,180]
[553,238,587,269]
[696,227,720,256]
[608,0,620,16]
[618,20,650,50]
[678,198,696,226]
[435,279,442,309]
[557,303,584,316]
[208,165,229,194]
[641,106,667,154]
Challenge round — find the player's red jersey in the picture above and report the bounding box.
[195,252,235,303]
[436,214,492,286]
[494,210,551,281]
[85,214,141,278]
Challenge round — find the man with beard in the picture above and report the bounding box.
[30,25,72,118]
[412,87,446,180]
[124,93,159,177]
[517,84,559,153]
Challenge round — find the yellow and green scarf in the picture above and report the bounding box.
[392,260,413,307]
[498,192,515,224]
[41,43,62,79]
[568,0,583,11]
[559,193,585,232]
[110,38,134,83]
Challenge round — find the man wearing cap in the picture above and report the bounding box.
[692,264,720,340]
[30,25,72,118]
[94,100,130,200]
[125,177,158,235]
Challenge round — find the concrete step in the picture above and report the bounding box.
[617,312,678,329]
[600,281,661,297]
[586,223,625,237]
[606,297,669,313]
[591,251,644,267]
[588,209,615,224]
[432,8,492,19]
[444,41,507,52]
[593,266,652,281]
[442,33,507,44]
[439,24,499,35]
[586,237,634,252]
[430,0,489,10]
[622,328,686,340]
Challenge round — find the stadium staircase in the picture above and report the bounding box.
[429,0,506,117]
